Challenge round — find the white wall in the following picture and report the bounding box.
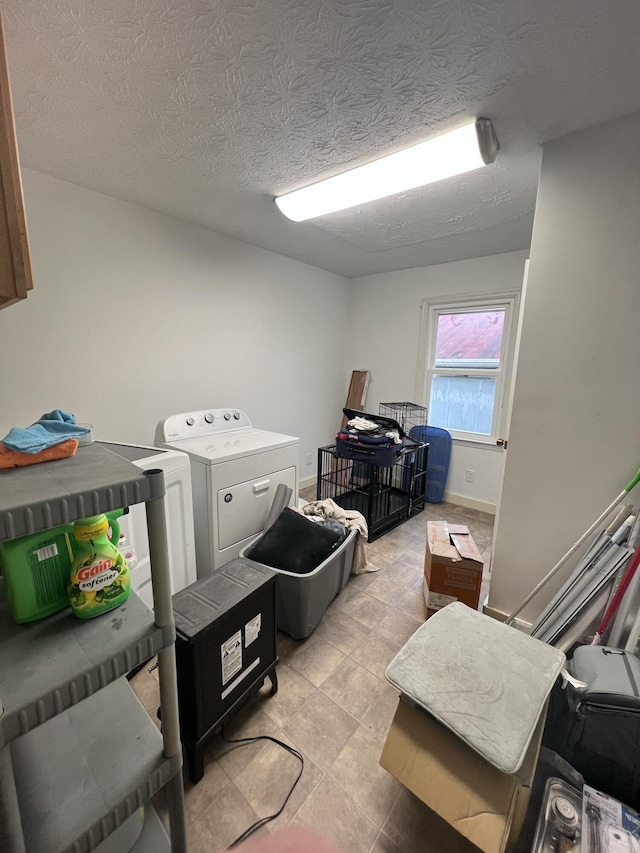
[0,170,351,482]
[489,110,640,623]
[348,251,529,510]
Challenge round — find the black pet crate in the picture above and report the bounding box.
[316,440,428,541]
[378,402,429,434]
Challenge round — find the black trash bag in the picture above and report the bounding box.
[247,507,343,575]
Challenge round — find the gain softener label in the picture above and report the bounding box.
[68,515,131,619]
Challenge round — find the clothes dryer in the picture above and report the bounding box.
[155,409,299,573]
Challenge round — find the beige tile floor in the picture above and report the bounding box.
[131,496,494,853]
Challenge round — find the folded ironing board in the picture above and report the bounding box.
[385,602,566,774]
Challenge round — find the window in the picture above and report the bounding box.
[416,293,519,443]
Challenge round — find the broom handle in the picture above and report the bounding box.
[592,544,640,644]
[505,467,640,627]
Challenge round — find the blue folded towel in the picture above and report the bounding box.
[1,410,90,454]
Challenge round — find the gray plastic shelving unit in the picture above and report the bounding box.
[0,443,187,853]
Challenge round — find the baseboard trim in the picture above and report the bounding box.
[482,603,532,632]
[299,480,495,513]
[443,491,496,515]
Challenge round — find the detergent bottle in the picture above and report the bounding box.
[68,513,130,619]
[0,509,124,623]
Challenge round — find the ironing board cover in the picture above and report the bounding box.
[385,602,565,774]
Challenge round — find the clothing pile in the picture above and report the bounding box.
[336,408,406,467]
[292,497,375,575]
[340,415,402,445]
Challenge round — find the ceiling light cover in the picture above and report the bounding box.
[275,119,499,222]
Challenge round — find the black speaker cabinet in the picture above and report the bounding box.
[172,557,278,782]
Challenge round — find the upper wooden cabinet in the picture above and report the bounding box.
[0,9,32,310]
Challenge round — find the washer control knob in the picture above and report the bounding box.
[186,417,195,426]
[204,413,214,423]
[224,412,231,421]
[233,411,241,420]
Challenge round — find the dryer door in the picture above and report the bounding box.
[217,466,297,551]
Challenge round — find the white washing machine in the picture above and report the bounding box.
[98,441,197,609]
[155,409,299,574]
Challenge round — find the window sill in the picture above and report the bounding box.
[451,437,504,451]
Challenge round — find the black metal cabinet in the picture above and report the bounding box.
[172,557,278,783]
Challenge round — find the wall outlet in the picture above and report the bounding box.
[465,469,475,483]
[306,453,312,466]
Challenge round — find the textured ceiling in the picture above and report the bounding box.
[4,0,640,277]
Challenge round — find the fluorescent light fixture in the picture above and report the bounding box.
[275,118,499,222]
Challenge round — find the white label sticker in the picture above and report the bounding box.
[35,544,58,561]
[221,657,261,701]
[245,614,261,646]
[221,630,242,685]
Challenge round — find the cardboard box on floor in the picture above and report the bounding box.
[380,698,545,853]
[424,520,484,613]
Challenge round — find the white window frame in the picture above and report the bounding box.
[415,291,520,446]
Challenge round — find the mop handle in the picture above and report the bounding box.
[626,468,640,493]
[505,466,640,627]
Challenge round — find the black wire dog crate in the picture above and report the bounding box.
[378,402,429,435]
[317,441,428,541]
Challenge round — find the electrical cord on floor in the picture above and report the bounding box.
[222,723,304,850]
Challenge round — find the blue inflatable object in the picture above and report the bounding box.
[409,425,452,503]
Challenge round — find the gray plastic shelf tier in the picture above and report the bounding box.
[10,677,181,853]
[129,804,170,852]
[0,589,174,748]
[0,443,165,542]
[79,801,170,853]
